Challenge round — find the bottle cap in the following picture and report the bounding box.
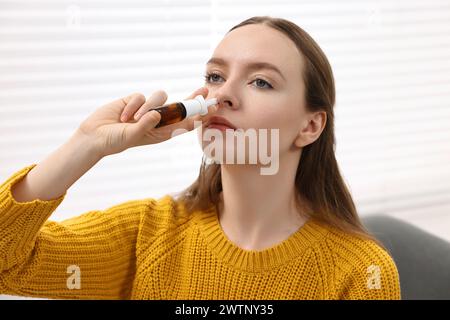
[183,95,218,118]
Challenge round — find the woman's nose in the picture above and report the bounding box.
[213,87,239,110]
[217,96,233,109]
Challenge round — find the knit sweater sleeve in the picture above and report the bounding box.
[0,164,151,300]
[330,235,402,300]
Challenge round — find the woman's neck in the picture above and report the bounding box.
[217,156,310,251]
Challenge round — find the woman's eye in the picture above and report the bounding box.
[204,73,223,83]
[204,72,273,89]
[252,78,273,89]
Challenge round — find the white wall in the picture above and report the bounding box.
[1,0,450,299]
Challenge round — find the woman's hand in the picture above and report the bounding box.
[76,87,215,158]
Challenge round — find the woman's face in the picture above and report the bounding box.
[198,24,309,164]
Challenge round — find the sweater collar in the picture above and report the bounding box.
[193,203,329,273]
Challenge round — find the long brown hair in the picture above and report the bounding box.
[175,16,383,248]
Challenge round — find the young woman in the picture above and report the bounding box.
[0,16,401,299]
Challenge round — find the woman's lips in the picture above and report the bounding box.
[206,123,235,131]
[205,115,237,131]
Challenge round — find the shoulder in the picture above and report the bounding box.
[59,194,191,235]
[322,224,396,269]
[310,221,401,299]
[138,194,195,234]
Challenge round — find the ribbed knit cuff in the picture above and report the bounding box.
[0,164,67,270]
[0,163,66,221]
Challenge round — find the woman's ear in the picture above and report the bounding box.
[294,111,327,148]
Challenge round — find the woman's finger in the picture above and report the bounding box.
[126,109,162,142]
[184,87,209,100]
[119,93,146,122]
[133,90,168,121]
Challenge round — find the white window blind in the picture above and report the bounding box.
[1,0,449,266]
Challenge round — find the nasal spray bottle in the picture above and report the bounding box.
[150,95,218,128]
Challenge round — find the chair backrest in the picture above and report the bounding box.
[362,214,450,300]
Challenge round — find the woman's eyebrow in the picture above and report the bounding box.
[206,57,286,81]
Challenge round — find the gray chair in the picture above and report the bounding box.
[362,215,450,300]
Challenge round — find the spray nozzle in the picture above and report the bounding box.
[182,95,218,117]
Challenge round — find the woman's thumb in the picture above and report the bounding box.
[128,110,162,137]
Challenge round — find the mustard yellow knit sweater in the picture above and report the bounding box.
[0,164,401,300]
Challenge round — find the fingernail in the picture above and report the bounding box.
[120,114,127,122]
[134,112,141,120]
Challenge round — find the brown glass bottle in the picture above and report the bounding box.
[153,102,186,128]
[148,96,218,128]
